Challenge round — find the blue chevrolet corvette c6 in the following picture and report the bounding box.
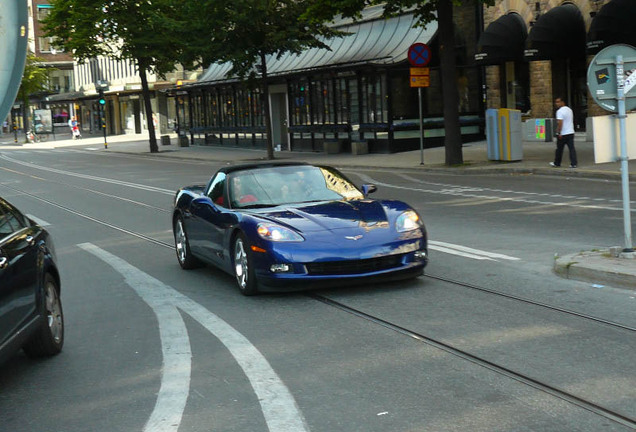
[172,162,428,295]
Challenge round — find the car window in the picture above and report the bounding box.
[0,203,25,238]
[229,166,364,209]
[207,172,227,207]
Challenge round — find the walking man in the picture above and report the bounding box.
[550,97,577,168]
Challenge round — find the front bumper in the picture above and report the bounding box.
[253,246,428,291]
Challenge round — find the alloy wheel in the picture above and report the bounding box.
[234,237,248,289]
[45,281,63,344]
[175,219,187,264]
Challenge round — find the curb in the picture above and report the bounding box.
[554,251,636,291]
[108,147,635,181]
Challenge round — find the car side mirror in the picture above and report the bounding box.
[361,184,377,196]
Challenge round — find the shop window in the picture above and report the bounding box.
[336,78,349,124]
[37,5,51,21]
[291,80,310,126]
[349,78,359,124]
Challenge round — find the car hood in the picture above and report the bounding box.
[257,200,391,233]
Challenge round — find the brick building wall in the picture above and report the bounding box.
[482,0,610,123]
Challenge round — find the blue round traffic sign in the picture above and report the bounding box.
[408,43,431,67]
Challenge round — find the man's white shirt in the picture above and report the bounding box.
[556,105,574,135]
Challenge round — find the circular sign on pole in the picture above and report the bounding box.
[587,44,636,113]
[408,43,431,67]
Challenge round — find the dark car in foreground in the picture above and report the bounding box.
[0,197,63,364]
[172,162,428,295]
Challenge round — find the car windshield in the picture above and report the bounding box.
[228,165,364,209]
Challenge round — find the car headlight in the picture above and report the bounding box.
[396,210,422,232]
[257,223,304,242]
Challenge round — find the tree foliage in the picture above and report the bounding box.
[17,52,50,140]
[42,0,191,152]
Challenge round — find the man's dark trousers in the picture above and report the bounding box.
[554,133,577,166]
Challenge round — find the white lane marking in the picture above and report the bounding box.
[396,173,636,206]
[0,153,174,195]
[26,214,50,226]
[145,306,192,432]
[353,173,631,212]
[78,243,309,432]
[428,244,494,261]
[173,293,310,432]
[429,240,520,261]
[78,243,191,432]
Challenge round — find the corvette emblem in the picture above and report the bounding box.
[345,235,363,241]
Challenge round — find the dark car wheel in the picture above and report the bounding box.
[233,233,258,296]
[23,273,64,358]
[174,216,202,269]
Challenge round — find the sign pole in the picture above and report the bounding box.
[615,54,633,251]
[588,44,636,253]
[419,87,424,165]
[408,43,431,166]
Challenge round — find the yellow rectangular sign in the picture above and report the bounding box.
[410,67,430,76]
[410,76,430,87]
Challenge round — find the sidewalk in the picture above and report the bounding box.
[2,131,635,290]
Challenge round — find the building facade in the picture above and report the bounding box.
[477,0,635,130]
[26,0,200,138]
[20,0,75,134]
[176,3,486,153]
[177,0,635,153]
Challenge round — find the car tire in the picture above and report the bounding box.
[23,273,64,358]
[174,215,202,269]
[233,233,258,296]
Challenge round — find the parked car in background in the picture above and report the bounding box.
[0,197,64,364]
[173,162,428,295]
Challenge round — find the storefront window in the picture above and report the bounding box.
[336,78,349,124]
[49,105,70,126]
[291,79,310,126]
[360,74,387,124]
[206,90,219,127]
[349,78,359,124]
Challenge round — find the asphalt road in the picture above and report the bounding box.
[1,147,635,432]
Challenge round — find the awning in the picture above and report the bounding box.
[43,91,91,103]
[524,3,586,60]
[474,13,527,65]
[197,11,437,85]
[587,0,636,55]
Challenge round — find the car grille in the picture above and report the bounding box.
[305,254,404,275]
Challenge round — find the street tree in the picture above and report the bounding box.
[191,0,344,160]
[17,52,50,141]
[42,0,190,153]
[307,0,493,166]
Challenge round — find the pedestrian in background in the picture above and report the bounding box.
[68,116,81,139]
[550,97,577,168]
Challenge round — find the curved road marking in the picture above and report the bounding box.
[78,243,309,432]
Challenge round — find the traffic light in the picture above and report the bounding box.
[98,89,106,105]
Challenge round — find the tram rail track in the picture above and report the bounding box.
[3,181,636,429]
[424,273,636,333]
[307,292,636,430]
